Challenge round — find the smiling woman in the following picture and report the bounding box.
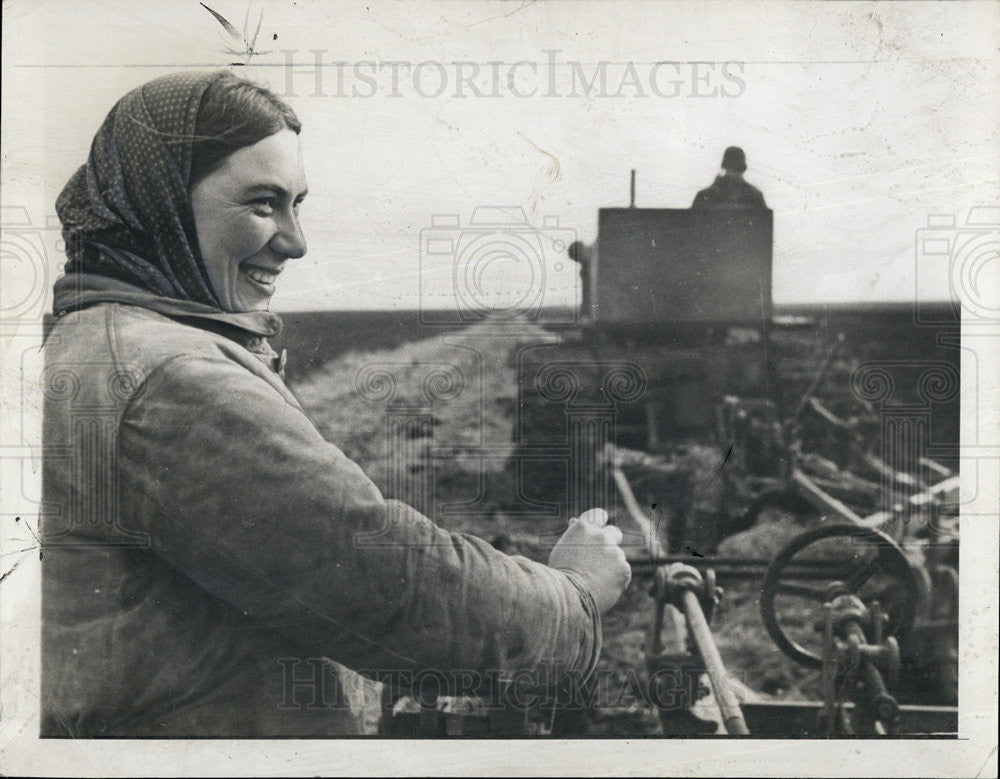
[40,70,630,738]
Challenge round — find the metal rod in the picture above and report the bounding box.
[630,169,636,208]
[680,590,750,735]
[629,555,851,570]
[792,468,865,524]
[632,567,844,581]
[857,473,960,527]
[792,336,843,422]
[612,464,667,558]
[820,603,837,736]
[920,457,952,478]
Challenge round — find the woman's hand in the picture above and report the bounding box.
[548,508,631,614]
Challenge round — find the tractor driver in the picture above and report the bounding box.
[692,146,768,209]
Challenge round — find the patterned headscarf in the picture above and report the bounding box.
[53,70,281,337]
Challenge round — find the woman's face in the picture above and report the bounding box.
[190,128,308,312]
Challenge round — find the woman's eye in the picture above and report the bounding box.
[250,197,277,214]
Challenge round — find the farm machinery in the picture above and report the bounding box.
[374,409,959,737]
[379,509,958,737]
[379,173,960,736]
[621,437,959,737]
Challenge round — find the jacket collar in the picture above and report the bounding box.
[53,273,283,339]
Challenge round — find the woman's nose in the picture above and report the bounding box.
[271,210,307,259]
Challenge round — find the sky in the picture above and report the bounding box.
[3,0,999,312]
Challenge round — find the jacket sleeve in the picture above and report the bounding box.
[118,354,601,688]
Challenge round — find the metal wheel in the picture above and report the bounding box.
[760,523,920,669]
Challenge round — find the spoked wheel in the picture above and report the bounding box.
[760,523,920,669]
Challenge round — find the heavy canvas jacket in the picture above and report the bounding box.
[41,302,601,737]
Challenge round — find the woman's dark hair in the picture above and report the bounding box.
[189,72,302,187]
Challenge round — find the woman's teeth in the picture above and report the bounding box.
[244,267,278,286]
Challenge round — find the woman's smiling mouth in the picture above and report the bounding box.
[241,263,283,289]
